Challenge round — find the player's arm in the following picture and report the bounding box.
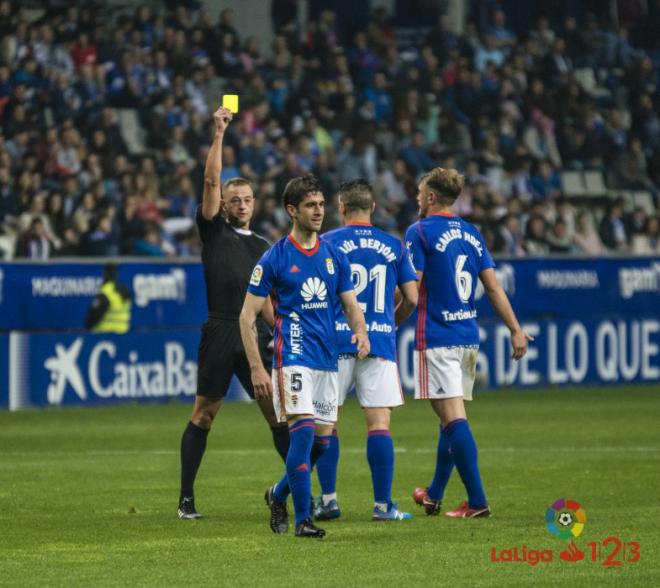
[394,280,418,325]
[479,268,533,360]
[239,293,272,399]
[339,289,370,359]
[259,295,275,328]
[201,106,233,221]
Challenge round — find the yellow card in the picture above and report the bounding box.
[222,94,239,113]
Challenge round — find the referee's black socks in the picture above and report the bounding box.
[180,421,210,500]
[270,425,290,463]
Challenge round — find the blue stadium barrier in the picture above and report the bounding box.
[1,257,659,331]
[0,257,658,410]
[0,260,206,331]
[1,331,249,410]
[0,334,7,409]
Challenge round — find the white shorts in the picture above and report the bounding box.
[338,355,404,408]
[414,346,478,401]
[272,365,338,424]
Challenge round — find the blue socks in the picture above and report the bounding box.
[427,425,454,501]
[445,418,487,509]
[316,429,396,507]
[273,419,331,525]
[316,428,339,496]
[367,429,394,505]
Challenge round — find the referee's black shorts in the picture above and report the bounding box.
[197,317,273,401]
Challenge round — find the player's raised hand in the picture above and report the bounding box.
[213,106,233,134]
[511,329,534,360]
[352,332,370,359]
[251,365,272,399]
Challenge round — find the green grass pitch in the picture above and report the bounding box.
[1,386,659,587]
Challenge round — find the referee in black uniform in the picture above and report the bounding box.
[177,106,289,519]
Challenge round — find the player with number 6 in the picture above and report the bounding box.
[405,167,533,519]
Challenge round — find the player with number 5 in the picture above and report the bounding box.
[240,175,369,538]
[405,167,533,519]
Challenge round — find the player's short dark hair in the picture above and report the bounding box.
[222,177,253,194]
[423,167,465,205]
[338,179,374,214]
[282,174,323,210]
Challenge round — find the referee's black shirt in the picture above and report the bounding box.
[196,207,270,320]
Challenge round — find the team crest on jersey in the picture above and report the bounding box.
[325,257,335,275]
[250,265,263,286]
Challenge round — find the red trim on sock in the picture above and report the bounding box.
[368,429,391,437]
[444,418,467,433]
[289,419,315,434]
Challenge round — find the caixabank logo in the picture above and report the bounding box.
[490,498,641,567]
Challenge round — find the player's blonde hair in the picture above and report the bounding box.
[422,167,465,205]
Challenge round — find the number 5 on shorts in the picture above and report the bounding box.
[291,373,303,392]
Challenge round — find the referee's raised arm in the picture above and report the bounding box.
[201,106,233,220]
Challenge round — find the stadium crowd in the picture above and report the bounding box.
[0,0,659,260]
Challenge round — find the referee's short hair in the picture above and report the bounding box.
[222,177,253,193]
[422,167,465,205]
[283,174,323,210]
[338,179,374,214]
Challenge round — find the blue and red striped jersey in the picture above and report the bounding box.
[247,234,354,371]
[405,213,495,349]
[323,222,417,361]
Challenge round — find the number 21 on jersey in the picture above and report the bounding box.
[350,263,386,313]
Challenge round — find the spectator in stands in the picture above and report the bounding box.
[474,34,505,73]
[80,214,116,256]
[15,217,53,259]
[132,222,170,256]
[530,160,562,200]
[524,215,550,255]
[631,216,660,254]
[220,145,240,183]
[599,200,629,251]
[494,213,525,257]
[524,110,562,167]
[400,131,436,175]
[0,1,654,261]
[625,206,648,240]
[613,137,657,200]
[487,9,515,53]
[573,210,605,255]
[547,218,573,253]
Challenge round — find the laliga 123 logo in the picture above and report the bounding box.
[491,498,641,567]
[546,498,586,539]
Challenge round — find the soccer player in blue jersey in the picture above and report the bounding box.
[405,167,532,518]
[240,175,369,538]
[313,179,418,522]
